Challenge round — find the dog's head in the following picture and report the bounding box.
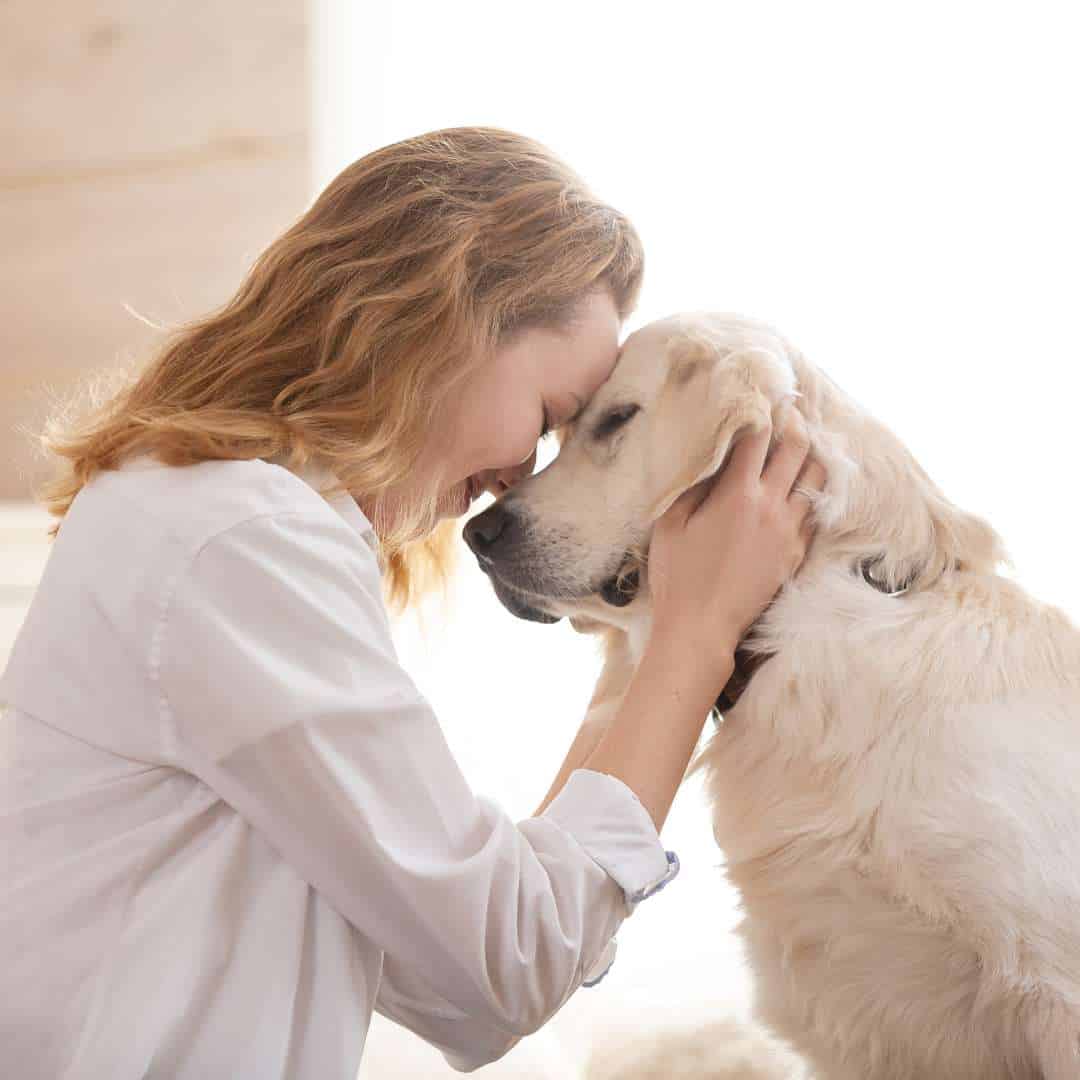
[463,313,799,626]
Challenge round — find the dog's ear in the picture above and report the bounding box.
[650,331,797,519]
[669,333,718,388]
[847,432,1009,592]
[915,468,1008,583]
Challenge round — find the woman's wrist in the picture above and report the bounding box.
[537,629,737,828]
[641,624,738,709]
[581,639,733,831]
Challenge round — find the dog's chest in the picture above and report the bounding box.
[695,587,912,869]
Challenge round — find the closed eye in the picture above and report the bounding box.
[593,404,640,440]
[539,407,553,441]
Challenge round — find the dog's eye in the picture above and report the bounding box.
[593,404,640,440]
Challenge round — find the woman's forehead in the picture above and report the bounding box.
[559,292,622,388]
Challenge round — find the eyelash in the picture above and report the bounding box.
[594,403,641,440]
[540,409,554,441]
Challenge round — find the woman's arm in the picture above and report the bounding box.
[374,952,524,1071]
[156,507,666,1068]
[582,638,726,834]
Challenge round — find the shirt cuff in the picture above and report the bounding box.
[541,768,679,913]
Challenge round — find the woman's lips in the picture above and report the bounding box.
[460,474,480,512]
[451,474,488,517]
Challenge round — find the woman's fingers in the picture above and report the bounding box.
[786,459,826,572]
[663,477,711,528]
[681,409,827,530]
[670,417,773,526]
[760,408,811,497]
[680,420,771,528]
[728,418,774,483]
[789,458,827,510]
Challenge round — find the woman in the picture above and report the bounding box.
[0,128,823,1078]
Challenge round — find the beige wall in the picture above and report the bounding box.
[1,0,311,499]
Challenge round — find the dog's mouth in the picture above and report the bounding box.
[483,549,644,622]
[488,574,562,625]
[487,544,771,711]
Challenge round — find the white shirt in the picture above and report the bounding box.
[0,456,677,1079]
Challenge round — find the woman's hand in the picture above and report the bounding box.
[647,408,826,689]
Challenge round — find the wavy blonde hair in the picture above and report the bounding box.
[40,127,643,608]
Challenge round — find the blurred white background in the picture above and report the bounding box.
[4,2,1079,1076]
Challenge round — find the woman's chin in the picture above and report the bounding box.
[368,479,478,536]
[435,478,477,522]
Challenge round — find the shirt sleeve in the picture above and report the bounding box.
[373,771,674,1071]
[374,948,524,1072]
[155,509,675,1056]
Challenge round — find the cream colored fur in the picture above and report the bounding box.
[500,313,1080,1079]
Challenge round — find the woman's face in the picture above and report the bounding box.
[364,290,622,535]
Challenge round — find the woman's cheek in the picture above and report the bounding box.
[487,408,537,470]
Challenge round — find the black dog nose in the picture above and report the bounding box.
[463,502,519,562]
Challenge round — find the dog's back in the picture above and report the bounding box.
[467,309,1080,1077]
[698,370,1080,1078]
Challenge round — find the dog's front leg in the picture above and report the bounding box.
[532,629,637,815]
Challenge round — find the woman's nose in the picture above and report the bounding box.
[486,450,537,495]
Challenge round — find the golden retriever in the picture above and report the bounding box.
[464,313,1080,1079]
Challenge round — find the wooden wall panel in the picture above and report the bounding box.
[1,0,311,497]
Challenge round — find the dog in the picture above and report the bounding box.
[463,313,1080,1079]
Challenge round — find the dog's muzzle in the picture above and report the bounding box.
[489,574,561,625]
